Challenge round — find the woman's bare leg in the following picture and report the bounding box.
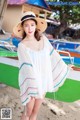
[21,97,35,120]
[30,99,43,120]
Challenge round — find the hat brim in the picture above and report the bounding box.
[13,17,47,38]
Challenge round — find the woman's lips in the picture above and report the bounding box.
[28,31,33,34]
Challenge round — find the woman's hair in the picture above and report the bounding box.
[22,19,41,41]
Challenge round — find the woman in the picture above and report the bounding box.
[13,11,69,120]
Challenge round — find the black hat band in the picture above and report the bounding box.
[21,15,35,21]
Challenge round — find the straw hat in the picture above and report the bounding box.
[13,11,47,38]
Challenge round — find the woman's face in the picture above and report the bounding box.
[23,19,37,37]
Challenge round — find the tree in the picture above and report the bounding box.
[46,0,80,38]
[0,0,7,34]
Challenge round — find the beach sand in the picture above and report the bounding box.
[0,85,80,120]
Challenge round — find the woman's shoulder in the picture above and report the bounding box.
[41,33,49,41]
[18,40,26,49]
[20,39,28,44]
[18,39,29,47]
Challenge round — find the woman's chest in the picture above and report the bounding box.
[26,39,44,51]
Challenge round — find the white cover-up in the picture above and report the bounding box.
[17,35,69,106]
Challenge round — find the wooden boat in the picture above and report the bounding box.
[50,39,80,58]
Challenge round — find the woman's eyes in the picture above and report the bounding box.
[31,24,35,26]
[24,24,35,27]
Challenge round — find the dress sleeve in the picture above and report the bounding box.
[17,43,39,106]
[43,35,70,92]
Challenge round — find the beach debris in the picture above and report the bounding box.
[43,99,66,115]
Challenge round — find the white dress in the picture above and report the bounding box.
[26,39,54,97]
[17,34,69,106]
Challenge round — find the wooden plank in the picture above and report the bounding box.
[22,4,52,18]
[58,50,80,58]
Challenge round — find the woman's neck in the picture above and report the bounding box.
[26,36,36,41]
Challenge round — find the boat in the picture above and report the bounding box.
[49,39,80,58]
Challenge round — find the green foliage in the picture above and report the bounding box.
[46,0,80,24]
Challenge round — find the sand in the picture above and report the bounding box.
[0,85,80,120]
